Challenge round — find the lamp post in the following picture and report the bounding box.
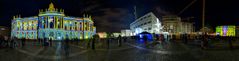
[202,0,205,33]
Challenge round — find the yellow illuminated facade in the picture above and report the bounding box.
[11,3,96,40]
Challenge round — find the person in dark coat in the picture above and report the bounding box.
[155,34,159,41]
[91,37,95,50]
[172,35,176,41]
[184,34,188,44]
[0,36,4,47]
[106,35,111,49]
[49,39,53,47]
[123,37,127,43]
[10,37,16,48]
[117,35,122,47]
[201,33,208,49]
[143,35,148,45]
[91,34,99,50]
[21,38,26,47]
[87,38,91,49]
[64,38,70,57]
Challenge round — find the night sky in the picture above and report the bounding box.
[0,0,238,32]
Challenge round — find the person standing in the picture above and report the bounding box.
[0,36,4,47]
[172,35,176,42]
[49,39,53,47]
[64,38,69,57]
[158,34,164,43]
[228,36,233,49]
[92,37,95,50]
[86,38,91,49]
[184,34,188,44]
[106,34,112,49]
[156,34,159,41]
[107,35,111,49]
[92,34,99,50]
[10,37,16,48]
[123,37,127,43]
[143,35,148,45]
[117,35,122,47]
[21,38,26,47]
[201,33,208,49]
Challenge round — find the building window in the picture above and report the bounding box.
[148,21,151,24]
[75,22,77,30]
[148,28,151,30]
[80,22,82,31]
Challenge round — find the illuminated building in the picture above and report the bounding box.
[0,26,10,38]
[237,26,239,37]
[130,12,163,35]
[112,33,121,37]
[97,32,107,38]
[11,3,96,40]
[121,29,133,37]
[216,26,236,36]
[162,15,194,34]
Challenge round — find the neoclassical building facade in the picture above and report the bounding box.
[11,3,96,40]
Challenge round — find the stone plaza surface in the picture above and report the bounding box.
[1,39,239,61]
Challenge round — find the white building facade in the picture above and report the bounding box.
[130,12,163,35]
[121,29,132,37]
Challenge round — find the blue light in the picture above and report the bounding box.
[139,34,143,38]
[137,33,153,42]
[57,36,62,40]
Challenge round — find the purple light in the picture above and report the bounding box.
[223,26,227,36]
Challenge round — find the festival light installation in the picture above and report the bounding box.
[11,3,96,40]
[216,26,235,36]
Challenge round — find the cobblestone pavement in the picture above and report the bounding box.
[0,39,239,61]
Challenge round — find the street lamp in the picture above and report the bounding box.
[202,0,205,33]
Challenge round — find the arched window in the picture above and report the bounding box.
[58,18,61,28]
[75,22,77,30]
[80,22,82,31]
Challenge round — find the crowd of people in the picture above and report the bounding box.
[89,34,127,50]
[176,33,238,49]
[130,33,238,49]
[1,33,238,50]
[0,36,18,48]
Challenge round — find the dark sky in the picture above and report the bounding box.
[0,0,238,32]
